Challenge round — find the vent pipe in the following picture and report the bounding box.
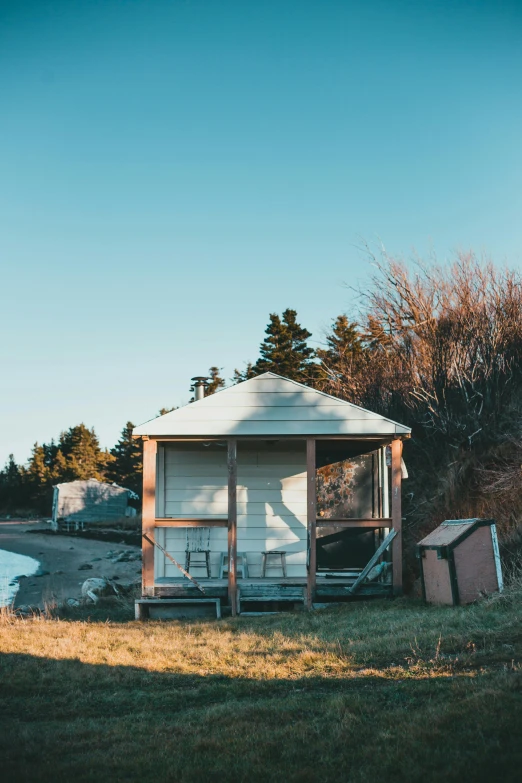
[191,376,208,401]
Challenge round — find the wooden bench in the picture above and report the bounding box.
[135,598,221,620]
[237,585,306,613]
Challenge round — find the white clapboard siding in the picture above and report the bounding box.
[160,443,227,518]
[163,527,305,547]
[165,476,307,491]
[134,372,411,437]
[164,451,228,466]
[162,465,306,478]
[236,514,306,529]
[165,488,307,503]
[156,441,308,578]
[164,502,307,516]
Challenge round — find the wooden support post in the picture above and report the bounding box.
[142,438,157,597]
[391,438,403,595]
[227,439,238,616]
[306,439,316,608]
[372,451,379,518]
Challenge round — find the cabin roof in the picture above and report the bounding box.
[133,372,411,438]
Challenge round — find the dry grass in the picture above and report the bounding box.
[1,589,521,783]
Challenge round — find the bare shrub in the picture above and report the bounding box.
[319,248,522,575]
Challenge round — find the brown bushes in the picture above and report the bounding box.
[319,248,522,576]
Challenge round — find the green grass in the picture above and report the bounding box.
[1,590,521,783]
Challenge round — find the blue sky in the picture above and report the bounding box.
[1,0,521,465]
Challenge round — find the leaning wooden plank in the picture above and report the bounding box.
[142,532,205,594]
[348,529,397,595]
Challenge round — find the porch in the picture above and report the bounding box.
[134,372,410,616]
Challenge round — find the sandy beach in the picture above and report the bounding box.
[0,520,142,608]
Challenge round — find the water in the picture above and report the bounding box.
[0,549,40,607]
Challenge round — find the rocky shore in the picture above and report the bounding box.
[0,520,142,609]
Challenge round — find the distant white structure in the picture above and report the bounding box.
[51,478,138,531]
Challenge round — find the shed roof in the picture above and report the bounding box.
[417,518,494,548]
[53,478,138,499]
[133,372,411,438]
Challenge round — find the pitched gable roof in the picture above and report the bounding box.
[133,372,411,437]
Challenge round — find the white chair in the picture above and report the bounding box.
[219,552,248,579]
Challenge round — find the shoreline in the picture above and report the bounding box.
[0,521,142,608]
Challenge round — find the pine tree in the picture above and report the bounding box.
[56,424,109,481]
[26,444,50,485]
[206,366,225,395]
[317,315,363,368]
[0,454,24,513]
[252,308,316,382]
[158,406,177,416]
[315,316,366,395]
[25,444,53,513]
[106,422,143,498]
[232,363,256,384]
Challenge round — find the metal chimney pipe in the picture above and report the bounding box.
[191,376,208,401]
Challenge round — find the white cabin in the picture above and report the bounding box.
[133,372,410,615]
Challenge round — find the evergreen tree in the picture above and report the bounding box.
[56,424,111,482]
[317,315,363,367]
[313,315,368,394]
[252,308,316,382]
[206,366,225,395]
[25,444,53,513]
[232,363,256,384]
[26,444,50,486]
[0,454,24,513]
[106,422,143,498]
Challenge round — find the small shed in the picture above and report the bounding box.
[417,518,503,605]
[51,479,138,531]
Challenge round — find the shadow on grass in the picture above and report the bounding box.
[1,650,521,783]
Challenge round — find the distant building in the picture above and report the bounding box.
[51,478,138,531]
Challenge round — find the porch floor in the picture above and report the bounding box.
[153,575,392,599]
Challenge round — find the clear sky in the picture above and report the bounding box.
[1,0,521,465]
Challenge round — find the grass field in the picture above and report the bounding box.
[1,588,521,783]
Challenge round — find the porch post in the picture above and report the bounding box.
[391,438,403,595]
[306,438,316,609]
[142,437,157,597]
[227,439,238,616]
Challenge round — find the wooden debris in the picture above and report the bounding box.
[348,529,397,595]
[142,532,205,594]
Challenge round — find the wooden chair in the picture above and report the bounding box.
[185,527,211,577]
[261,550,287,578]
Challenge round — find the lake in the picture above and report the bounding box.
[0,548,40,607]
